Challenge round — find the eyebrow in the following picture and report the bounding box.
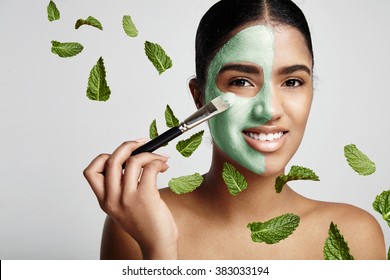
[278,64,311,76]
[218,64,263,75]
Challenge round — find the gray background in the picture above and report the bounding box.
[1,0,389,259]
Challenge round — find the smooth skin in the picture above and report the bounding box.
[84,24,386,260]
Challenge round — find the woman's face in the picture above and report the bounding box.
[204,24,313,175]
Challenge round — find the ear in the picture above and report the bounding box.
[189,78,204,109]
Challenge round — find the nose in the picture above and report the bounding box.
[251,83,283,122]
[268,85,284,121]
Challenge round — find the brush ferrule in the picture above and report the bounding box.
[182,103,218,130]
[178,123,188,132]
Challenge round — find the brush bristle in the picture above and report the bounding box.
[211,93,236,112]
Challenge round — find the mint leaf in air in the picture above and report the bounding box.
[372,190,390,227]
[169,173,203,194]
[47,1,60,22]
[86,57,111,101]
[275,165,319,193]
[387,246,390,260]
[75,16,103,30]
[344,144,376,176]
[144,41,173,75]
[149,119,168,147]
[122,15,138,37]
[176,130,204,157]
[165,105,179,128]
[247,213,300,244]
[324,222,354,260]
[222,162,248,196]
[149,119,158,140]
[51,41,83,58]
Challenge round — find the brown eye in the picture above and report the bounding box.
[283,79,303,87]
[230,78,253,87]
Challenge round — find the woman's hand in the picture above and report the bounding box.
[83,139,178,259]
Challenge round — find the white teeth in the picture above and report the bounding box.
[259,133,267,141]
[245,131,284,141]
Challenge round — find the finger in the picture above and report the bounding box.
[83,154,110,205]
[104,139,147,204]
[137,159,169,194]
[122,153,169,194]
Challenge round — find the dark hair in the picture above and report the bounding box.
[195,0,313,92]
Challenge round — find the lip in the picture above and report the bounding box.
[242,126,289,153]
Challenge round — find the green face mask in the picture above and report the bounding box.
[205,25,274,174]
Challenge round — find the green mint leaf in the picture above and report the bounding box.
[149,119,158,140]
[247,213,300,244]
[148,119,168,147]
[275,165,319,193]
[388,246,390,260]
[165,105,179,128]
[222,162,248,196]
[176,130,204,157]
[51,41,83,58]
[169,173,203,195]
[344,144,376,176]
[47,1,60,22]
[144,41,172,75]
[75,16,103,30]
[324,222,354,260]
[122,15,138,37]
[86,57,111,102]
[372,190,390,227]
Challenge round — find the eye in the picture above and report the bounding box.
[283,78,303,88]
[229,78,253,87]
[284,79,302,87]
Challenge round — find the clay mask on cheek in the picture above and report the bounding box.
[205,25,274,174]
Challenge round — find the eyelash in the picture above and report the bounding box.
[228,78,304,88]
[229,78,253,87]
[283,78,304,88]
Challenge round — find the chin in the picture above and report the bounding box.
[260,154,293,177]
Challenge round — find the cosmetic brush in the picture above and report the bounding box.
[131,92,236,157]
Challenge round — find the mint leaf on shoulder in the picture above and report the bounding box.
[372,189,390,227]
[122,15,138,37]
[165,105,179,128]
[247,213,300,244]
[222,162,248,196]
[47,1,60,22]
[86,57,111,101]
[275,165,319,193]
[51,41,83,58]
[176,130,204,157]
[169,173,203,195]
[344,144,376,176]
[324,222,354,260]
[144,41,172,75]
[75,16,103,30]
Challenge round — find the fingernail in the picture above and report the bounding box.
[135,137,148,143]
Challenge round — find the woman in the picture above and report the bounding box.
[83,0,386,259]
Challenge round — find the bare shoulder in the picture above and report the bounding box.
[159,187,200,223]
[100,216,142,260]
[305,199,386,259]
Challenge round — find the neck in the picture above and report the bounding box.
[197,146,296,220]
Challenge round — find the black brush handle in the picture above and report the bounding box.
[132,126,183,156]
[120,126,183,170]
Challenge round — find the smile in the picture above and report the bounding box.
[244,131,284,141]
